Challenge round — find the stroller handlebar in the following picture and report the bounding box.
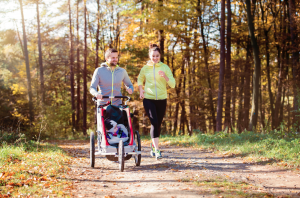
[92,96,131,105]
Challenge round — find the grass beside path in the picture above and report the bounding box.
[0,141,73,197]
[147,131,300,168]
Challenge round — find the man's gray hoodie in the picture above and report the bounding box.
[90,63,134,105]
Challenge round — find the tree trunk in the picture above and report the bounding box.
[68,0,75,133]
[140,1,144,30]
[183,18,192,136]
[244,43,251,131]
[199,94,207,133]
[158,0,164,63]
[173,102,180,136]
[265,29,274,129]
[16,24,24,56]
[36,0,45,104]
[216,0,226,131]
[274,51,285,128]
[76,0,81,130]
[167,94,172,134]
[180,56,188,135]
[238,62,245,133]
[260,83,265,130]
[197,0,215,131]
[280,87,286,124]
[180,103,185,135]
[246,0,261,131]
[19,0,34,123]
[287,85,291,132]
[171,42,179,136]
[288,0,299,125]
[87,10,94,46]
[189,47,196,132]
[82,0,87,135]
[232,37,239,130]
[115,12,120,49]
[184,58,191,136]
[95,0,100,68]
[94,0,100,127]
[224,0,232,131]
[174,57,184,135]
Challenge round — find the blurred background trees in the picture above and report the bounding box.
[0,0,299,139]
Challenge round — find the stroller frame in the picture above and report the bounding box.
[90,96,141,172]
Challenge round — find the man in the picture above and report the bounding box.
[90,48,134,105]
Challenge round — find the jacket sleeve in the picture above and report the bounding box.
[90,68,100,97]
[123,69,134,92]
[165,66,176,88]
[137,66,145,86]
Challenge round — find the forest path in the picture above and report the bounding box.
[58,140,300,198]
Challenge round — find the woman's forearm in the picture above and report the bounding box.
[164,76,169,82]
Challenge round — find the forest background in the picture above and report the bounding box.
[0,0,300,140]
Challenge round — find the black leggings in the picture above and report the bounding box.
[143,98,167,138]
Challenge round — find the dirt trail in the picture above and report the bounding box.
[58,140,300,198]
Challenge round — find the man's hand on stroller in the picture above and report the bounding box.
[96,93,103,99]
[126,88,133,94]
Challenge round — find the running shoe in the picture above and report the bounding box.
[150,143,155,157]
[155,149,162,160]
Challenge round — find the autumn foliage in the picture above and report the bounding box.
[0,0,300,139]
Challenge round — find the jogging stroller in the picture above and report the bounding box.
[90,96,142,172]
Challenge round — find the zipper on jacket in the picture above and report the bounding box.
[153,63,158,100]
[111,68,115,103]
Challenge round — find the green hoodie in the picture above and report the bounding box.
[138,61,176,100]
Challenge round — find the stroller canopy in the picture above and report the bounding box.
[105,105,124,125]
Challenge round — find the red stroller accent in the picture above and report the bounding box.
[90,96,142,172]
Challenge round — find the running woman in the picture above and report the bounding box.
[137,43,176,159]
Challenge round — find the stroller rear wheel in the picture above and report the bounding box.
[90,132,95,168]
[119,140,124,172]
[134,131,141,166]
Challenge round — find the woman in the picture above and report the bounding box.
[137,44,176,160]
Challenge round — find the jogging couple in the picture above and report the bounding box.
[90,44,176,160]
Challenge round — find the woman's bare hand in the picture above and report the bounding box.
[139,89,145,99]
[158,70,166,77]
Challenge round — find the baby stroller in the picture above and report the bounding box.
[90,96,142,172]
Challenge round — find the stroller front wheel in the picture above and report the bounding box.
[134,131,141,166]
[90,132,95,168]
[119,140,124,172]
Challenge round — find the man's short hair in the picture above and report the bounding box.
[105,48,118,59]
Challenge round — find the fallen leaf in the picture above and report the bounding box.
[19,174,26,180]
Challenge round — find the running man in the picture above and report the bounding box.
[90,48,134,105]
